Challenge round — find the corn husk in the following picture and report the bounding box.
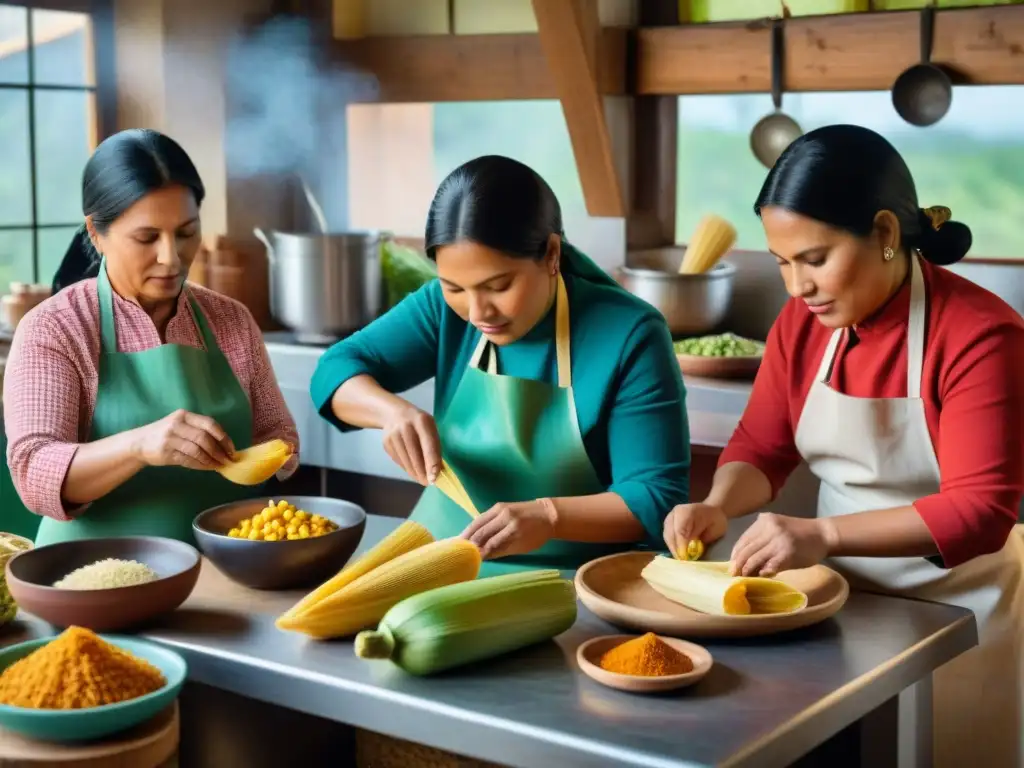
[679,214,737,275]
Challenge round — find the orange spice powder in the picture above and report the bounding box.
[598,632,694,677]
[0,626,166,709]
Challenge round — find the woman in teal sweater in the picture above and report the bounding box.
[311,155,690,575]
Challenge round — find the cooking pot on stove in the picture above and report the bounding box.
[254,229,385,344]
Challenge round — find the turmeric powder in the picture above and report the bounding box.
[0,626,166,709]
[598,632,694,677]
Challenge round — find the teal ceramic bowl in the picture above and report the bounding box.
[0,635,187,742]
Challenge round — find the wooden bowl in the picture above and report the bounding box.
[5,537,201,632]
[576,634,713,694]
[192,496,366,590]
[575,552,849,639]
[676,353,762,380]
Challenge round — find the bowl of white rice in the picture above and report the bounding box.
[4,537,201,632]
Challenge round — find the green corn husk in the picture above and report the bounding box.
[354,569,577,676]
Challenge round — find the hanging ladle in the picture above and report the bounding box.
[750,17,803,170]
[891,4,952,127]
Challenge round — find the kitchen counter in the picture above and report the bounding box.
[2,515,976,768]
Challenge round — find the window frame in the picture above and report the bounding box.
[0,0,114,285]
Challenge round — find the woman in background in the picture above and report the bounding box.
[3,128,298,545]
[312,154,691,576]
[665,124,1024,767]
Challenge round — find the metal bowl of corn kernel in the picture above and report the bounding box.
[193,496,366,591]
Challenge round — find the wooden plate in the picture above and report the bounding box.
[676,353,762,380]
[576,634,713,694]
[0,702,178,767]
[575,552,849,639]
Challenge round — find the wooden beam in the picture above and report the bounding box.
[626,0,680,250]
[532,0,626,218]
[636,6,1024,95]
[326,29,627,103]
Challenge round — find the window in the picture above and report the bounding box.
[676,86,1024,260]
[0,3,96,292]
[345,100,584,236]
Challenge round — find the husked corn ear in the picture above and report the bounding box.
[277,537,481,639]
[277,521,434,625]
[641,556,808,616]
[354,569,577,676]
[217,439,292,485]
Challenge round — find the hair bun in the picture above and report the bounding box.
[916,208,972,266]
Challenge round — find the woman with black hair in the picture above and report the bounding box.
[3,128,298,545]
[312,155,690,576]
[665,124,1024,766]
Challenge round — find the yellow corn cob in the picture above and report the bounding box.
[641,556,808,616]
[277,520,434,625]
[277,537,482,639]
[354,569,577,676]
[217,439,292,485]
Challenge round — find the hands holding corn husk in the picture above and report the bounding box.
[460,498,557,560]
[665,503,836,577]
[381,405,442,486]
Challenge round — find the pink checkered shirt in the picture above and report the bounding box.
[3,279,299,521]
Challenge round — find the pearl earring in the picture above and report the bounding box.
[883,246,895,261]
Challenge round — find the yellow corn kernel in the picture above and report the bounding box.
[247,530,260,541]
[228,528,241,538]
[282,509,294,522]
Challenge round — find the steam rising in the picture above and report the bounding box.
[225,16,379,184]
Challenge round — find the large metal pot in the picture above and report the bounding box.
[254,229,384,343]
[617,247,736,336]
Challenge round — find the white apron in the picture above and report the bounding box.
[794,254,1024,768]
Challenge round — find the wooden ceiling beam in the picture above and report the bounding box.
[531,0,626,218]
[636,6,1024,95]
[326,28,626,104]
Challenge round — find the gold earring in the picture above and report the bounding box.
[883,246,895,261]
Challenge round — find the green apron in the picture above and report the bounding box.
[34,263,254,547]
[409,273,623,577]
[1,424,41,541]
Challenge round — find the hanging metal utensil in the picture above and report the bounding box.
[750,18,803,170]
[891,4,952,127]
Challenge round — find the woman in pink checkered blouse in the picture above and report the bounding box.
[2,129,299,546]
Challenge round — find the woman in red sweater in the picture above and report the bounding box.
[665,125,1024,767]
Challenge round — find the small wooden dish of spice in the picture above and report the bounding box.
[576,632,713,694]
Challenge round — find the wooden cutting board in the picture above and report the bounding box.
[0,702,178,768]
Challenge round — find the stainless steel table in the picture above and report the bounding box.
[2,515,976,768]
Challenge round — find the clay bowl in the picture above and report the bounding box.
[193,496,366,591]
[676,352,762,380]
[576,634,713,694]
[5,537,201,632]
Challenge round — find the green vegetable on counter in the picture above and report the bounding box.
[380,239,437,310]
[0,532,32,626]
[673,333,765,358]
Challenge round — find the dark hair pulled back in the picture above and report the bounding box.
[51,129,205,293]
[754,124,971,266]
[425,155,562,261]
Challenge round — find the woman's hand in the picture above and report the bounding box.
[460,499,558,560]
[132,409,235,470]
[382,404,441,486]
[663,502,729,558]
[729,512,839,577]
